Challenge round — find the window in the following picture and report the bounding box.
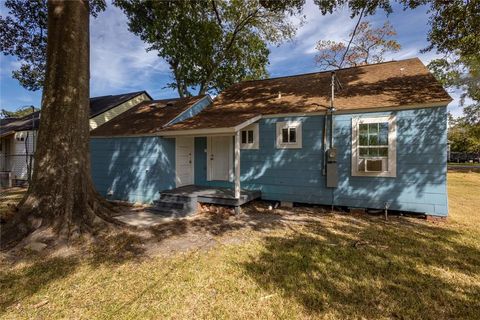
[240,123,259,149]
[352,116,396,177]
[276,121,302,149]
[282,127,297,144]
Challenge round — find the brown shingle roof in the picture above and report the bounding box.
[163,58,452,131]
[90,95,207,137]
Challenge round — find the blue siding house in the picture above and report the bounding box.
[90,58,452,217]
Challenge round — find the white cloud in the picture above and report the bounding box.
[269,2,355,67]
[269,1,441,73]
[89,3,169,96]
[0,0,472,115]
[0,57,22,77]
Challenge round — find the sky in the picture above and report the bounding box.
[0,0,466,116]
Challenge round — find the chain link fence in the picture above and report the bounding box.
[0,154,34,187]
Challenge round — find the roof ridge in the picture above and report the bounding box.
[241,57,421,84]
[147,94,207,104]
[90,90,147,100]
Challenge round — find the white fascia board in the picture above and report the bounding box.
[160,115,262,137]
[162,95,213,128]
[234,115,262,132]
[159,127,236,136]
[260,102,450,119]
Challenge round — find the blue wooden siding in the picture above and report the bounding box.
[90,137,176,203]
[195,106,448,216]
[90,106,448,216]
[168,96,211,126]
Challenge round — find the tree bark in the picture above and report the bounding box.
[1,0,118,248]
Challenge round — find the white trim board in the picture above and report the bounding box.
[162,95,213,128]
[234,115,262,131]
[89,93,151,130]
[261,102,450,119]
[276,121,302,149]
[160,127,236,137]
[92,102,448,139]
[351,115,397,178]
[240,123,259,150]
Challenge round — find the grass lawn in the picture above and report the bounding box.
[448,162,480,166]
[1,172,479,319]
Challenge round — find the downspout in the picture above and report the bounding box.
[25,131,29,180]
[31,106,36,155]
[30,106,35,182]
[322,111,327,175]
[330,71,335,148]
[329,72,337,210]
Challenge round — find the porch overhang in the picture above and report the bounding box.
[159,115,262,137]
[159,127,236,137]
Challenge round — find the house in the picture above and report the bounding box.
[90,95,213,203]
[0,112,40,186]
[0,91,151,186]
[89,58,452,218]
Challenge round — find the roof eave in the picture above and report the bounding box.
[159,127,236,136]
[89,91,152,118]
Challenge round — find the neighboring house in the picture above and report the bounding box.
[90,58,452,218]
[89,91,152,130]
[0,91,151,186]
[0,112,39,186]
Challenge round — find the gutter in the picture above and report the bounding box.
[159,115,263,137]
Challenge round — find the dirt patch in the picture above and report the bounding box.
[0,187,27,222]
[0,200,418,265]
[1,201,325,264]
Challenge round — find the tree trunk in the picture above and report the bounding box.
[1,0,118,248]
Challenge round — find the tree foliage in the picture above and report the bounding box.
[313,0,479,112]
[0,0,47,91]
[448,110,480,154]
[114,0,303,97]
[315,21,400,70]
[422,0,480,113]
[313,0,393,17]
[0,105,39,119]
[0,0,106,91]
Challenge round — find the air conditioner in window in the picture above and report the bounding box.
[365,158,387,172]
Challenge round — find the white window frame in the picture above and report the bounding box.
[276,121,302,149]
[240,123,259,150]
[351,115,397,177]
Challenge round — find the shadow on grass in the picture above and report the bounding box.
[2,205,479,318]
[0,256,79,314]
[241,215,480,319]
[0,202,288,314]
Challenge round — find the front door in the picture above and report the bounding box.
[207,136,233,181]
[176,137,194,187]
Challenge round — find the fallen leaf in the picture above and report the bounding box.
[34,300,48,308]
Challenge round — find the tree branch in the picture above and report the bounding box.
[339,7,365,69]
[211,0,222,26]
[201,8,261,93]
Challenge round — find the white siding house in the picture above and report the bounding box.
[0,91,151,186]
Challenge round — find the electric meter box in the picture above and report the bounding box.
[326,148,338,188]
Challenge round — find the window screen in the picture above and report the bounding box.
[358,122,389,172]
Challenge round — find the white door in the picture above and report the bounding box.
[176,137,194,187]
[207,136,233,181]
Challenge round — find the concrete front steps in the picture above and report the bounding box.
[147,185,261,218]
[148,193,198,218]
